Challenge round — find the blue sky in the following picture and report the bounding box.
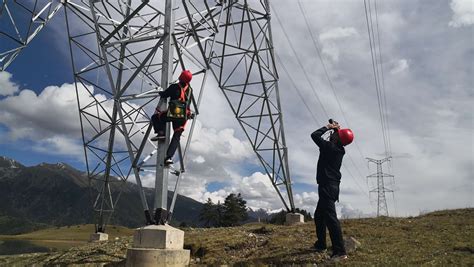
[1,0,473,217]
[0,8,78,167]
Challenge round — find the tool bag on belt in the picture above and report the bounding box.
[167,83,191,120]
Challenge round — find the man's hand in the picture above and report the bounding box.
[327,121,341,130]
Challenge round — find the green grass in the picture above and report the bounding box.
[0,224,133,250]
[0,209,472,266]
[183,208,474,265]
[1,224,133,241]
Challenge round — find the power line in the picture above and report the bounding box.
[374,0,392,157]
[271,2,330,119]
[367,0,390,157]
[296,0,368,179]
[343,163,371,199]
[271,5,370,201]
[296,1,345,122]
[364,0,390,157]
[275,53,321,125]
[278,55,369,199]
[278,54,368,199]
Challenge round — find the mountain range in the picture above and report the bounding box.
[0,156,204,234]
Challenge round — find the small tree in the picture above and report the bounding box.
[269,210,286,225]
[221,193,248,226]
[216,200,225,227]
[199,198,219,227]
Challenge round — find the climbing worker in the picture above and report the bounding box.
[151,70,194,165]
[310,119,354,260]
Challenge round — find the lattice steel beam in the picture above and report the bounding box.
[64,0,222,232]
[0,0,63,70]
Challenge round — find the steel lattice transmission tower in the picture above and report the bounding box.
[367,157,393,217]
[62,0,294,232]
[0,0,296,232]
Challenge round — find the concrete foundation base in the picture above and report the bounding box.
[126,225,190,267]
[132,225,184,249]
[126,248,190,267]
[89,232,108,242]
[285,213,305,225]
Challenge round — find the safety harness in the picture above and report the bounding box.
[167,83,191,121]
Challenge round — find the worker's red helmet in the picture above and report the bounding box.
[179,70,192,84]
[338,129,354,146]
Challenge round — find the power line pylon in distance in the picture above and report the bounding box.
[366,157,394,217]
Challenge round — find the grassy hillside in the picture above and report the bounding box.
[1,224,134,241]
[0,156,205,233]
[0,224,133,251]
[0,209,472,266]
[0,216,50,235]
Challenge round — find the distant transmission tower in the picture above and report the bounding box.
[367,157,393,217]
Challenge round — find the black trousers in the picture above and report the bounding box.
[314,183,346,255]
[151,112,186,159]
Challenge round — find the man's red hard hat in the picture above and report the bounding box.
[338,129,354,146]
[179,70,192,84]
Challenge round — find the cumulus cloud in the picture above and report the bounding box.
[294,191,318,213]
[32,136,84,157]
[0,82,84,140]
[190,124,253,161]
[0,77,118,159]
[192,155,205,164]
[319,27,358,61]
[449,0,474,27]
[338,202,374,219]
[319,27,358,42]
[192,172,284,210]
[0,71,19,96]
[390,59,409,74]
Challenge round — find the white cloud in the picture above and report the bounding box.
[140,172,157,188]
[192,155,205,164]
[338,202,374,219]
[294,191,318,214]
[0,82,84,140]
[319,27,358,42]
[190,122,253,161]
[319,27,358,61]
[390,59,409,74]
[192,172,284,210]
[0,78,114,159]
[449,0,474,27]
[32,136,83,157]
[0,71,19,96]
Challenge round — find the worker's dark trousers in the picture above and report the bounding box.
[151,112,186,159]
[314,183,346,255]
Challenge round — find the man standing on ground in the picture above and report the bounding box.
[311,119,354,260]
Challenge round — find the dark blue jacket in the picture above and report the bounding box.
[311,127,345,185]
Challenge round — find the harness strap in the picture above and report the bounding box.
[178,83,189,102]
